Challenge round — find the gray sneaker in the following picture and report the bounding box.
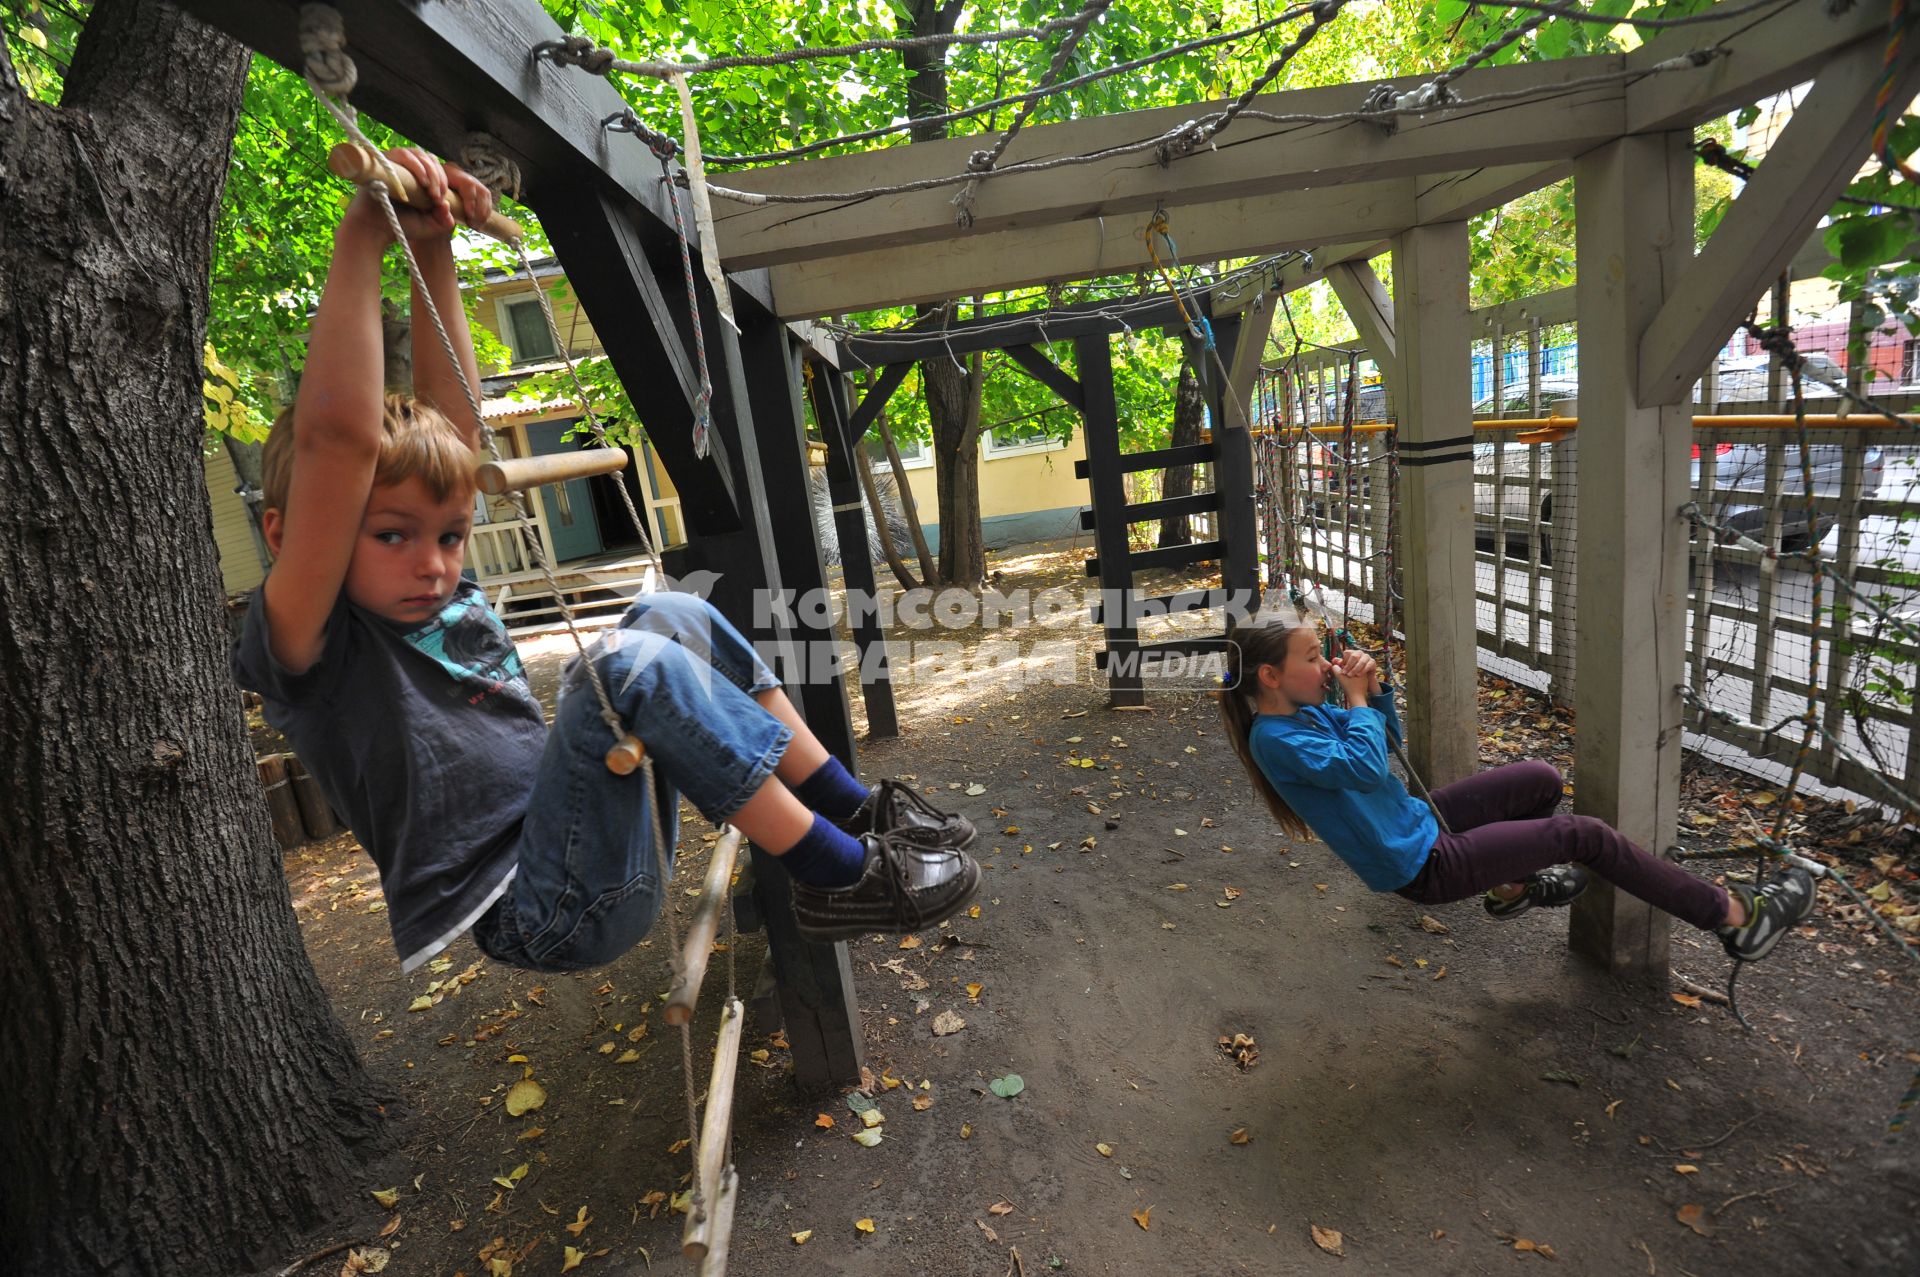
[1484,864,1590,919]
[840,778,975,849]
[791,830,981,943]
[1718,866,1816,963]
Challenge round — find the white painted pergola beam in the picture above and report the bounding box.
[1637,37,1920,404]
[716,0,1879,274]
[764,181,1415,319]
[1327,260,1399,387]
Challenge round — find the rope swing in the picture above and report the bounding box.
[297,4,749,1261]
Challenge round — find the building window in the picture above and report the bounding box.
[983,417,1064,459]
[862,432,932,470]
[1904,339,1920,387]
[501,295,559,364]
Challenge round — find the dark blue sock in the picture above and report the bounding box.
[777,813,869,888]
[792,757,870,823]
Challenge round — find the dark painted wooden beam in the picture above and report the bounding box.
[809,369,899,740]
[1002,345,1083,409]
[174,0,774,313]
[846,363,911,443]
[842,294,1186,368]
[1075,334,1143,708]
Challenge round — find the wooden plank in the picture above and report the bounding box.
[766,181,1418,319]
[1638,37,1920,405]
[1079,491,1221,530]
[1391,221,1479,789]
[1226,290,1279,416]
[1567,131,1695,984]
[1203,315,1262,606]
[1073,441,1212,480]
[843,295,1185,368]
[1085,540,1225,578]
[812,369,899,739]
[665,827,746,1027]
[256,755,305,851]
[1076,335,1144,706]
[714,57,1633,270]
[845,362,911,443]
[1472,285,1578,334]
[1089,586,1239,626]
[1327,261,1399,386]
[1415,161,1569,225]
[1002,345,1083,409]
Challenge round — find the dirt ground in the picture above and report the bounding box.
[255,544,1919,1277]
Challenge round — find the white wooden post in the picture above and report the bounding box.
[1569,132,1695,982]
[1390,222,1478,787]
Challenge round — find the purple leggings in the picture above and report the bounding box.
[1393,761,1729,931]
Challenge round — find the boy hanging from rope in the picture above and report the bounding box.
[233,149,979,973]
[1217,606,1816,966]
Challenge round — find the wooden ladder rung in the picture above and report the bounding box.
[682,998,745,1261]
[665,826,746,1026]
[475,447,629,495]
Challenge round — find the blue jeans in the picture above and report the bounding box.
[473,591,791,972]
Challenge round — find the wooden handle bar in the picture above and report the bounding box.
[682,998,745,1262]
[664,826,745,1027]
[326,142,524,244]
[475,447,628,495]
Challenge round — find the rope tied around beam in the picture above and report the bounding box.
[297,2,355,96]
[458,133,522,204]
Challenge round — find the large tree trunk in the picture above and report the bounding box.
[901,0,987,587]
[0,4,390,1273]
[1158,359,1206,548]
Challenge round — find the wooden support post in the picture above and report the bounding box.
[810,368,899,739]
[1076,334,1142,706]
[1546,412,1579,711]
[475,447,628,495]
[1199,315,1261,611]
[681,997,744,1260]
[1390,222,1478,787]
[286,757,338,842]
[1568,132,1694,983]
[665,827,746,1027]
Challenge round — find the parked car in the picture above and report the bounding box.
[1473,373,1579,418]
[1708,350,1847,401]
[1471,437,1884,565]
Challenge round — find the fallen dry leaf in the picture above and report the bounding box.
[1418,914,1451,935]
[989,1200,1016,1217]
[1671,992,1703,1009]
[371,1187,400,1210]
[790,1230,813,1245]
[1673,1164,1699,1175]
[977,1218,999,1243]
[565,1206,592,1237]
[814,1113,835,1129]
[966,982,984,1000]
[931,1010,966,1036]
[1675,1204,1713,1237]
[960,1123,973,1139]
[1310,1224,1344,1256]
[1132,1206,1152,1231]
[378,1214,402,1239]
[1229,1128,1251,1145]
[912,1094,934,1111]
[898,935,922,950]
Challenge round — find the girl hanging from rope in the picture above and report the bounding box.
[1217,606,1813,964]
[232,148,979,974]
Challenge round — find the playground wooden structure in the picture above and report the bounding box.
[170,1,1920,1249]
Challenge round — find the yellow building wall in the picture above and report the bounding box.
[474,276,605,364]
[204,443,267,597]
[894,425,1086,523]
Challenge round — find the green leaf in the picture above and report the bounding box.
[989,1073,1025,1098]
[846,1090,877,1115]
[1826,214,1916,271]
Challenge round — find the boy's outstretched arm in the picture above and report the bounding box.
[408,162,493,450]
[261,149,472,674]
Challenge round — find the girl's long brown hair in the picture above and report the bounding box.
[1218,608,1320,841]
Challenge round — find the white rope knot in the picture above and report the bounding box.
[298,3,357,97]
[459,132,523,203]
[966,149,996,172]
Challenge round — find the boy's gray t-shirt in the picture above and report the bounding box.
[233,579,546,970]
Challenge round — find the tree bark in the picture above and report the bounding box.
[900,0,987,587]
[1159,359,1206,547]
[875,410,938,585]
[0,4,390,1274]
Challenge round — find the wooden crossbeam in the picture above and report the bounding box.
[1078,491,1220,530]
[1072,441,1212,479]
[765,181,1417,319]
[1637,36,1920,405]
[842,295,1186,368]
[716,0,1880,276]
[1327,260,1399,387]
[1002,345,1083,408]
[1085,539,1224,577]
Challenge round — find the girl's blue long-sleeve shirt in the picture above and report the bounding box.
[1248,689,1436,891]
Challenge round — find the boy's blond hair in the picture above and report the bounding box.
[261,394,476,512]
